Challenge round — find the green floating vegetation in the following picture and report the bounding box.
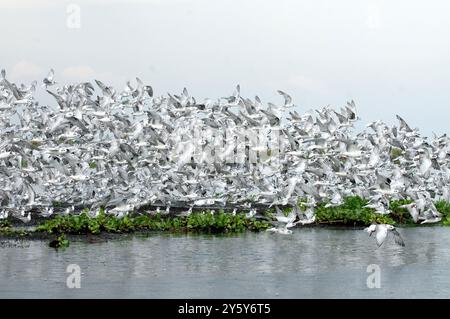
[36,209,271,236]
[436,201,450,226]
[0,219,27,237]
[0,220,10,235]
[435,200,450,216]
[0,219,10,228]
[49,234,70,248]
[315,196,395,226]
[388,199,415,224]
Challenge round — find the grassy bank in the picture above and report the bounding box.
[2,196,450,248]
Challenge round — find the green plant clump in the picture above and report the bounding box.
[436,201,450,226]
[435,200,450,217]
[388,199,415,224]
[36,210,271,236]
[0,219,28,237]
[49,234,70,248]
[0,219,10,229]
[315,196,395,226]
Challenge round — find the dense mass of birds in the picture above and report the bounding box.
[0,69,448,245]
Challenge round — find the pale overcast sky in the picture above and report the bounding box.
[1,0,450,135]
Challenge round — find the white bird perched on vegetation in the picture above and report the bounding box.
[41,207,54,218]
[0,210,8,220]
[177,206,192,217]
[16,210,31,224]
[246,208,257,219]
[109,204,134,217]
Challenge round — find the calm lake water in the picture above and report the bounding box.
[1,227,449,298]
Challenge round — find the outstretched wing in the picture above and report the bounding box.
[47,68,54,79]
[391,229,405,247]
[277,90,292,106]
[396,115,412,132]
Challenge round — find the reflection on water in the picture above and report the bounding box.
[1,227,450,298]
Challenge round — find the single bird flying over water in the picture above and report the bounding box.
[364,224,405,247]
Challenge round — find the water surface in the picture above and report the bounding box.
[1,227,449,298]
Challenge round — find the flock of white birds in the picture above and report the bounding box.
[0,69,448,246]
